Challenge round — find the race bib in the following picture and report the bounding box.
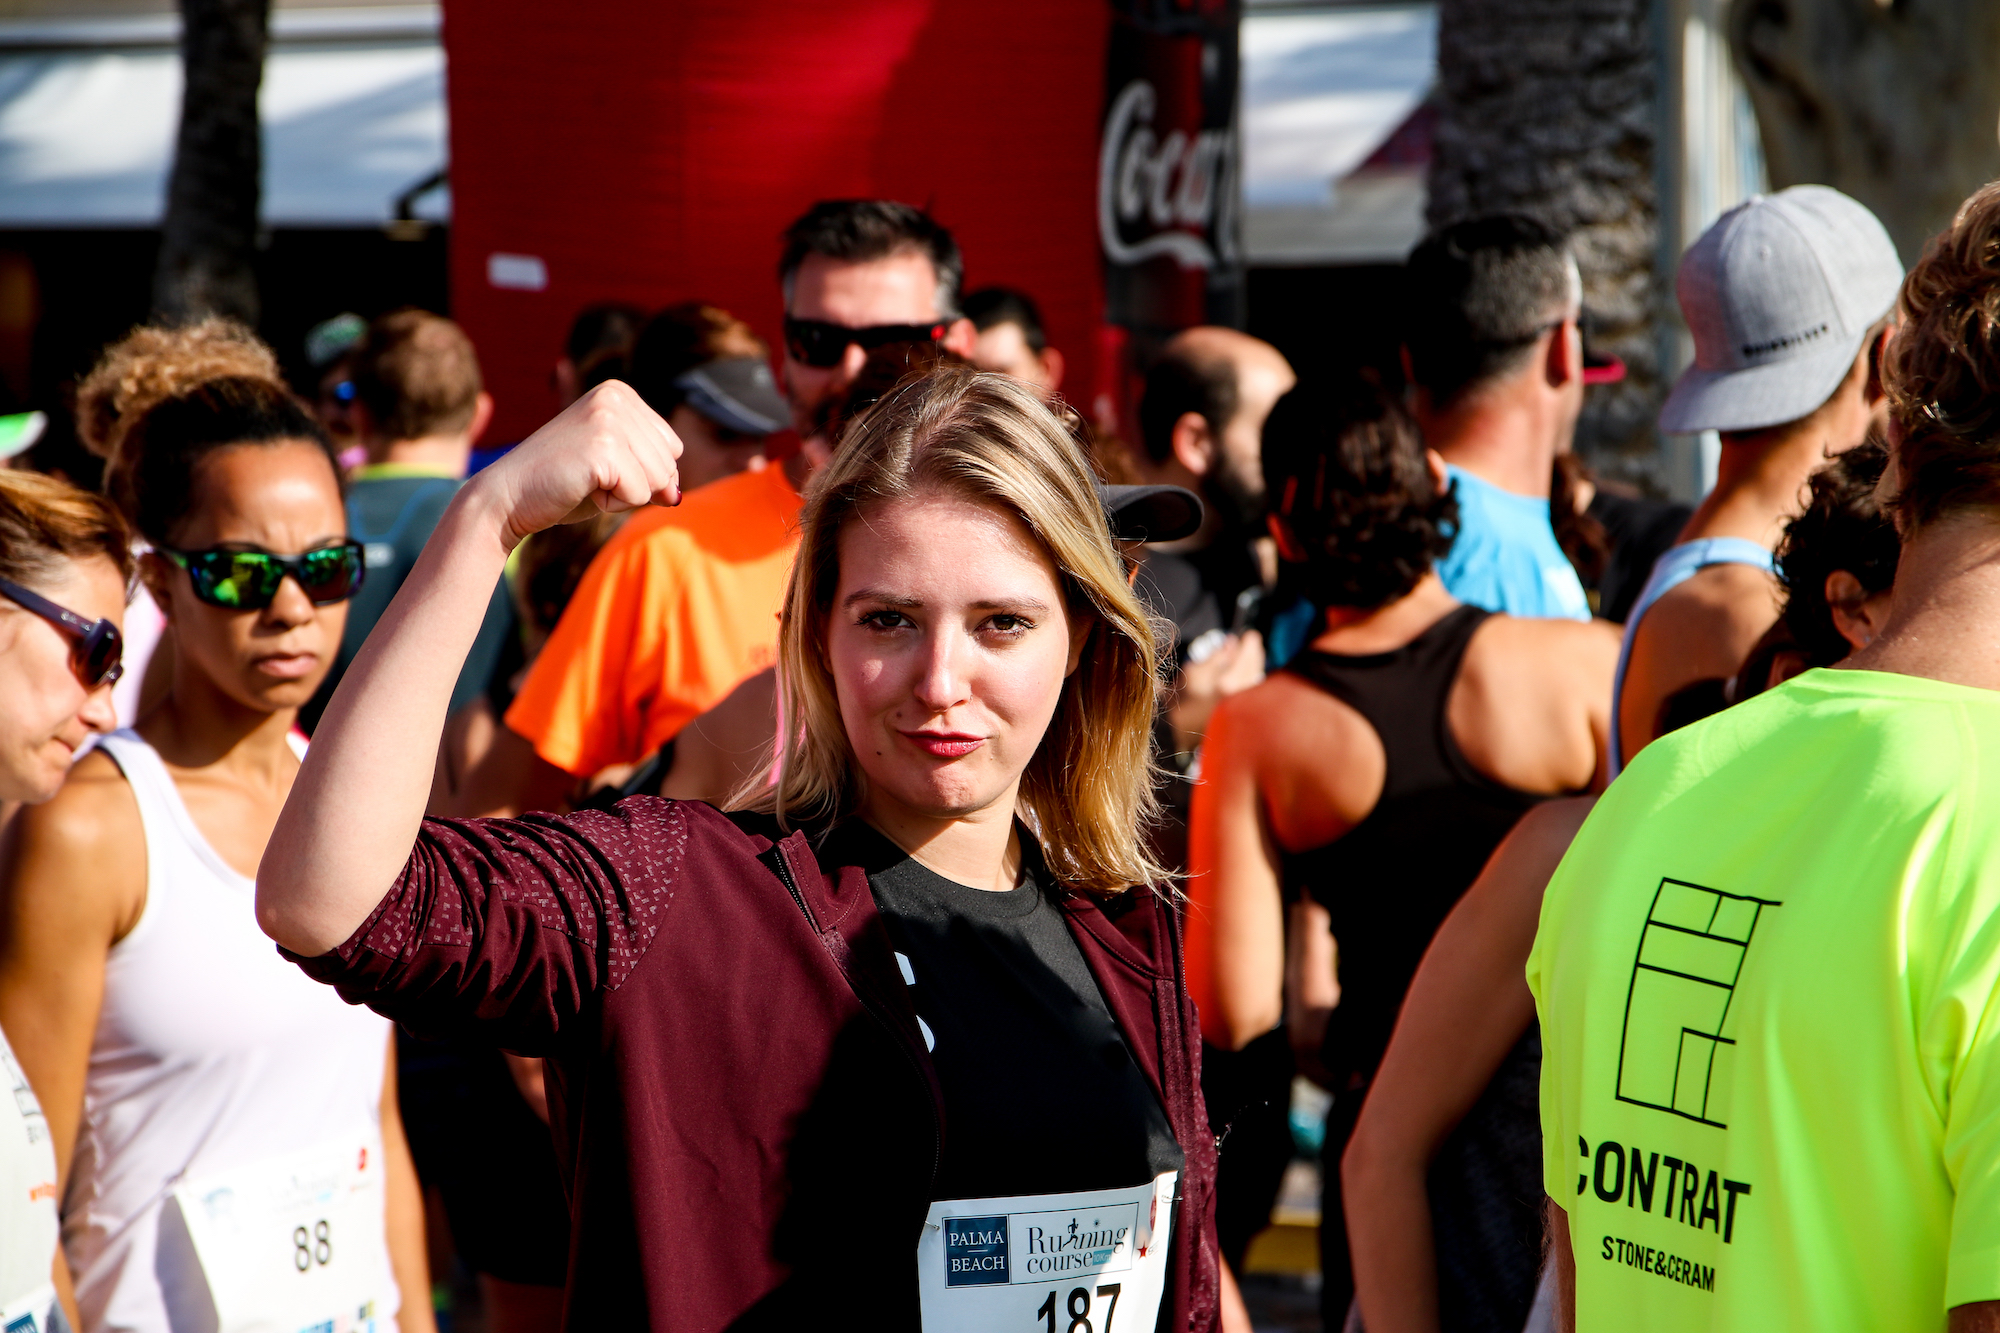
[169,1135,390,1333]
[917,1173,1176,1333]
[1,1283,57,1333]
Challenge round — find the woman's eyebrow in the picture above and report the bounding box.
[201,536,351,553]
[843,589,924,610]
[968,598,1052,614]
[840,591,1054,615]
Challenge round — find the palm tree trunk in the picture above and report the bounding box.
[1729,0,2000,264]
[1426,0,1662,472]
[153,0,269,325]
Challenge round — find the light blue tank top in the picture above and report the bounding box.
[1434,466,1592,623]
[1608,536,1777,777]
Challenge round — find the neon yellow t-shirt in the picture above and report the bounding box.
[1529,668,2000,1331]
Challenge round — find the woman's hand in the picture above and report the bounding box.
[472,381,683,550]
[258,384,681,957]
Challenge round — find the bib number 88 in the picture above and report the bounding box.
[293,1220,333,1272]
[1034,1284,1121,1333]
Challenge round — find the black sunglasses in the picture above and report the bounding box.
[782,316,947,369]
[0,575,124,689]
[159,540,366,611]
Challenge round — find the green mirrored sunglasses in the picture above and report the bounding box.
[159,541,366,611]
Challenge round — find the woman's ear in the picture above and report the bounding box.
[1064,607,1097,677]
[137,550,176,623]
[1825,569,1892,652]
[1425,448,1451,496]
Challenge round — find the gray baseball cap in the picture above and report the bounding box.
[1660,185,1903,435]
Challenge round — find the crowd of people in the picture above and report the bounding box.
[2,174,2000,1333]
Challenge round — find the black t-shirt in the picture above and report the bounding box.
[824,822,1184,1201]
[1587,488,1694,625]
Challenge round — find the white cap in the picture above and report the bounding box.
[1660,185,1903,435]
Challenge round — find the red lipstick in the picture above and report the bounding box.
[899,730,985,759]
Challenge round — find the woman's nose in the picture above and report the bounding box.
[911,631,968,711]
[79,681,119,734]
[265,575,317,627]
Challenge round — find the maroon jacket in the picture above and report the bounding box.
[294,798,1220,1332]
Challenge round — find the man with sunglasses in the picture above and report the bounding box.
[500,201,976,800]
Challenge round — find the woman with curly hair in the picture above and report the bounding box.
[72,319,287,728]
[1185,377,1617,1330]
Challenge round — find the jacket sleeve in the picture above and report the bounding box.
[287,797,690,1053]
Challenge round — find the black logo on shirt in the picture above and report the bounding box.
[1616,878,1780,1127]
[1579,1135,1752,1243]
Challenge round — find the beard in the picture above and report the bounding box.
[1208,454,1266,532]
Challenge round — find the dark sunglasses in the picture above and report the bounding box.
[159,540,366,611]
[782,316,947,368]
[0,575,124,689]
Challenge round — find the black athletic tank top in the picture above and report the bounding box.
[1287,604,1552,1333]
[1278,603,1547,1088]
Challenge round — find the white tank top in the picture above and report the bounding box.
[66,730,397,1333]
[1,1026,60,1331]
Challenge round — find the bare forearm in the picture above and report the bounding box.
[259,488,513,954]
[1549,1199,1574,1333]
[1344,1150,1441,1333]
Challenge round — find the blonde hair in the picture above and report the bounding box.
[747,366,1167,895]
[0,469,133,587]
[75,317,282,463]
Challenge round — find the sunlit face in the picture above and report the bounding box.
[972,322,1057,395]
[783,251,945,434]
[142,441,350,713]
[0,555,126,803]
[826,491,1091,828]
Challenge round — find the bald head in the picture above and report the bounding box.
[1167,326,1295,399]
[1139,327,1296,524]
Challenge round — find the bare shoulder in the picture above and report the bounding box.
[3,749,146,938]
[1473,614,1621,683]
[1209,665,1384,845]
[1498,613,1621,653]
[1641,563,1780,648]
[1212,668,1372,763]
[15,750,141,851]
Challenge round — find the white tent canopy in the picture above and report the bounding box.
[0,5,446,227]
[1241,3,1437,265]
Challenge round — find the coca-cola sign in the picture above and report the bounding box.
[1099,0,1243,334]
[1099,78,1238,269]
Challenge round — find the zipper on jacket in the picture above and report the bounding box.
[771,840,943,1196]
[768,836,815,928]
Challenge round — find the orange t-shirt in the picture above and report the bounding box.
[505,462,801,777]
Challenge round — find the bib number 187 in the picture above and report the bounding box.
[292,1220,332,1272]
[1034,1284,1120,1333]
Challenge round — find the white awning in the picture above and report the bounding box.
[1242,4,1436,265]
[0,6,447,227]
